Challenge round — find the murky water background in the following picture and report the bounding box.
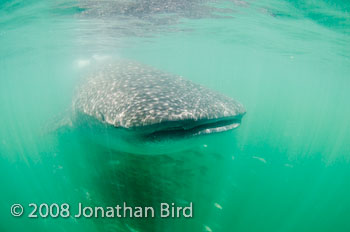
[1,0,350,231]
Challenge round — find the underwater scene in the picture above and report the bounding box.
[1,0,350,231]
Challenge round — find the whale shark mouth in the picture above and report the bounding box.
[139,116,243,141]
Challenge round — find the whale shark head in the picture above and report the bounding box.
[72,60,245,154]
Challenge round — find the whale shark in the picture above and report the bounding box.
[71,60,245,154]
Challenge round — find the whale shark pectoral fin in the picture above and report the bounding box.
[42,109,74,137]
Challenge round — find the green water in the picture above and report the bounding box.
[1,0,350,231]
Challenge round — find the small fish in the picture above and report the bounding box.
[204,225,213,232]
[252,156,267,163]
[214,202,223,210]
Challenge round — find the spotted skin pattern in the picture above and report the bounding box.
[73,60,245,130]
